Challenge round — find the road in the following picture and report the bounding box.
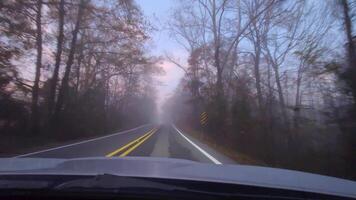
[15,124,235,164]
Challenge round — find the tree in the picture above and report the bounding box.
[31,0,43,134]
[55,0,87,117]
[168,0,275,133]
[47,0,65,117]
[340,0,356,114]
[261,1,305,125]
[0,0,33,93]
[244,0,283,112]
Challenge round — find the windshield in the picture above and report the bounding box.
[0,0,355,184]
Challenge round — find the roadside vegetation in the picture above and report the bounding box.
[1,0,356,181]
[162,0,356,180]
[0,0,160,155]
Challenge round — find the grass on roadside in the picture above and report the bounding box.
[0,126,134,157]
[178,125,266,166]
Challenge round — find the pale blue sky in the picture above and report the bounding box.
[136,0,186,111]
[136,0,178,55]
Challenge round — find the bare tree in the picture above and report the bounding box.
[47,0,65,117]
[31,0,43,134]
[55,0,87,116]
[245,0,275,110]
[341,0,356,72]
[339,0,356,111]
[261,1,305,124]
[168,0,276,134]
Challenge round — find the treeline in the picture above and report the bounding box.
[0,0,160,143]
[163,0,356,180]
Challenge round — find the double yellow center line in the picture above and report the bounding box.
[106,128,157,157]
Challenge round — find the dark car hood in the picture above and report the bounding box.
[0,157,355,198]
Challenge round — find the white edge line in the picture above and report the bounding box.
[172,124,222,165]
[14,124,151,158]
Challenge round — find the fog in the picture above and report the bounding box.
[1,0,356,180]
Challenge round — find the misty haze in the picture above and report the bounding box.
[1,0,356,193]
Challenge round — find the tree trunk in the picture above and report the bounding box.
[266,61,274,130]
[254,44,263,110]
[214,44,223,99]
[55,0,86,116]
[294,63,303,129]
[75,37,85,97]
[211,0,223,98]
[191,64,201,127]
[295,74,302,108]
[272,63,287,123]
[211,0,226,138]
[31,0,42,134]
[342,0,356,64]
[48,0,65,117]
[341,0,356,103]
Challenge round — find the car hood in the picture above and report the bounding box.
[0,157,355,198]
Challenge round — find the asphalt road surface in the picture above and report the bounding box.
[15,124,235,164]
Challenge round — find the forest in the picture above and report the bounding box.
[0,0,160,154]
[163,0,356,180]
[1,0,355,180]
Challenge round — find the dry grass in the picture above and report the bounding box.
[179,125,266,166]
[0,126,130,157]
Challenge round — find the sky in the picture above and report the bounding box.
[135,0,186,113]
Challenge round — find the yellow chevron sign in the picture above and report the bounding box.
[200,111,208,125]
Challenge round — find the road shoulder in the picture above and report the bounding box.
[9,124,151,158]
[174,124,265,166]
[173,125,236,164]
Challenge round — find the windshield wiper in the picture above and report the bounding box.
[54,174,183,191]
[54,174,232,199]
[0,174,347,199]
[53,174,321,199]
[0,180,51,189]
